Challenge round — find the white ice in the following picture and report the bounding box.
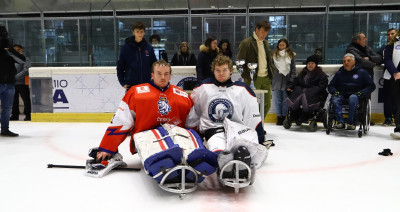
[1,121,400,212]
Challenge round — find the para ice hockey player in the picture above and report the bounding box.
[86,60,217,185]
[185,55,269,190]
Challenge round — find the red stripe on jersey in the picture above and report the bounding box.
[151,129,166,150]
[186,130,198,148]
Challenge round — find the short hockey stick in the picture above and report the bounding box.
[47,164,141,171]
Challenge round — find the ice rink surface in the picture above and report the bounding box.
[1,121,400,212]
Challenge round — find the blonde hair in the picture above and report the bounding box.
[211,55,234,73]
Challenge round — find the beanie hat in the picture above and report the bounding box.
[306,55,320,65]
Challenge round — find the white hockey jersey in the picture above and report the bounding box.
[185,78,265,143]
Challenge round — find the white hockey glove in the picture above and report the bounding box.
[85,147,127,178]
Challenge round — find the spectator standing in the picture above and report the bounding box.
[117,22,157,91]
[378,28,397,126]
[218,39,233,59]
[271,38,296,125]
[170,42,197,66]
[196,37,219,81]
[10,44,31,121]
[0,25,25,136]
[383,28,400,137]
[346,32,383,78]
[237,20,274,120]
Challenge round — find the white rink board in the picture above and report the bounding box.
[52,74,125,113]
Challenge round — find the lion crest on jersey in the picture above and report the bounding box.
[208,98,234,123]
[158,97,171,116]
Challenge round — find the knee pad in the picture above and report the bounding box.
[134,128,183,183]
[165,125,218,183]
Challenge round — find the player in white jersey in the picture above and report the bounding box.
[186,55,268,191]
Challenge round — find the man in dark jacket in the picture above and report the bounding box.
[237,20,274,120]
[328,53,376,130]
[346,32,382,78]
[117,22,157,91]
[0,25,25,136]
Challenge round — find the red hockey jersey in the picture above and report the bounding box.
[98,82,193,154]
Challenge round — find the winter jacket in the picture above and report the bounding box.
[383,40,400,76]
[237,36,273,84]
[328,65,376,98]
[171,52,197,66]
[0,48,25,84]
[195,44,219,81]
[116,36,157,87]
[346,43,382,76]
[287,66,328,106]
[271,56,296,91]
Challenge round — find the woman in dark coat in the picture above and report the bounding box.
[286,55,328,119]
[196,37,219,81]
[170,42,197,66]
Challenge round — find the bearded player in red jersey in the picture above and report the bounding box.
[86,60,217,185]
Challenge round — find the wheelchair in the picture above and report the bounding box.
[325,96,371,137]
[283,94,328,132]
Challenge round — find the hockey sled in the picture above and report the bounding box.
[158,164,199,199]
[218,160,255,193]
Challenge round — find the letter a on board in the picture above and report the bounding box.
[53,89,69,103]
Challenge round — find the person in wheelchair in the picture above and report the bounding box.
[328,53,376,130]
[285,55,328,126]
[185,55,269,191]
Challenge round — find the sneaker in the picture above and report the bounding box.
[382,119,392,127]
[0,130,19,137]
[334,122,345,129]
[346,124,356,130]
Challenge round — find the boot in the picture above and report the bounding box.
[276,116,284,126]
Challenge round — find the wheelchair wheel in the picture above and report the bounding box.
[309,121,317,132]
[283,118,292,129]
[364,99,371,134]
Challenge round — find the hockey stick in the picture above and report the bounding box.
[47,164,141,171]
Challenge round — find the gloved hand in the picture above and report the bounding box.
[334,91,341,97]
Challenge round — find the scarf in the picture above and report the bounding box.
[253,31,268,77]
[273,50,292,76]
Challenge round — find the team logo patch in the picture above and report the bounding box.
[136,86,150,94]
[395,45,400,50]
[352,74,359,80]
[208,98,234,123]
[158,97,171,116]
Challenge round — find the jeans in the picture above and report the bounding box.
[332,94,358,124]
[273,90,288,116]
[0,84,15,131]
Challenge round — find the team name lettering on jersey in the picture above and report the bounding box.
[158,97,171,116]
[136,86,150,94]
